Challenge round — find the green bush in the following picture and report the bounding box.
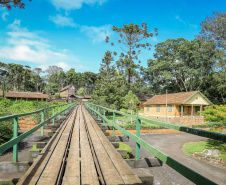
[117,142,132,159]
[55,94,60,99]
[0,121,13,145]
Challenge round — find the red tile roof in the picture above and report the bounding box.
[5,91,48,99]
[144,91,198,105]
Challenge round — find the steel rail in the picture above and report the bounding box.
[34,106,77,185]
[55,106,78,185]
[81,106,105,185]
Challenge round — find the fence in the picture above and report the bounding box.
[0,102,76,162]
[85,103,226,185]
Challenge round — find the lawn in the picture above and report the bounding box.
[183,139,226,161]
[106,112,164,129]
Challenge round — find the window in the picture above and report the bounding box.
[168,105,172,112]
[146,107,150,111]
[156,105,160,112]
[195,106,200,112]
[179,106,184,112]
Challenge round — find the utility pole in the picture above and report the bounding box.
[166,89,167,123]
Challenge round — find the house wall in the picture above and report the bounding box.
[60,90,68,98]
[185,93,210,105]
[139,100,146,110]
[144,104,178,117]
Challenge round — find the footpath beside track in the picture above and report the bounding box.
[18,105,142,185]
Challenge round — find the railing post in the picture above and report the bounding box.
[59,106,61,120]
[103,108,105,126]
[41,110,44,136]
[113,111,115,136]
[98,106,100,120]
[136,116,141,159]
[13,117,18,162]
[52,107,55,125]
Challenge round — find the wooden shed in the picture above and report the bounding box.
[60,85,76,99]
[4,91,48,101]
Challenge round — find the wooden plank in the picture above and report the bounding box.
[83,106,142,184]
[82,106,125,185]
[17,107,77,185]
[36,109,76,185]
[80,107,99,185]
[62,106,80,185]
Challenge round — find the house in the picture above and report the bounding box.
[135,93,153,110]
[3,91,48,101]
[60,85,76,99]
[143,91,213,124]
[76,95,91,105]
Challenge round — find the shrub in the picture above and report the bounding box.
[201,105,226,126]
[0,121,13,145]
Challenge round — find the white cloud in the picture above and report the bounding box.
[81,24,113,43]
[0,19,84,71]
[49,14,77,27]
[51,0,107,10]
[175,15,198,29]
[56,61,71,70]
[0,8,9,21]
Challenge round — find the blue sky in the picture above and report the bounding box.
[0,0,225,73]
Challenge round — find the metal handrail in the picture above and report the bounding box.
[0,102,76,161]
[85,102,223,185]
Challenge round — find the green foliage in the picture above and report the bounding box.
[55,93,60,99]
[117,142,132,159]
[32,144,43,151]
[183,139,226,161]
[123,90,139,113]
[201,105,226,126]
[77,87,86,96]
[45,83,59,95]
[0,121,13,145]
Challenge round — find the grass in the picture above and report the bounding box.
[117,142,132,159]
[183,139,226,161]
[106,113,164,129]
[32,144,43,151]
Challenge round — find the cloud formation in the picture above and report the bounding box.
[51,0,107,10]
[81,24,113,43]
[0,7,9,21]
[0,20,84,71]
[49,14,78,27]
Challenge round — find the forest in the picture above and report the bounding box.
[0,12,225,109]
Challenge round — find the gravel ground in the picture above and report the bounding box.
[127,132,226,185]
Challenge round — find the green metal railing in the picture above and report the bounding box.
[0,102,76,162]
[85,103,225,185]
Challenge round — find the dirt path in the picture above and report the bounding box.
[127,133,226,185]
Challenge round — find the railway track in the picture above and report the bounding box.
[18,105,142,185]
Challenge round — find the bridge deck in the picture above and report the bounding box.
[17,105,142,185]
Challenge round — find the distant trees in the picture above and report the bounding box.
[0,62,97,95]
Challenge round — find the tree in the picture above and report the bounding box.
[197,12,226,103]
[123,90,139,123]
[105,23,158,87]
[45,83,59,95]
[33,68,44,92]
[197,12,226,50]
[145,38,216,93]
[77,87,86,96]
[99,51,115,80]
[45,66,63,79]
[0,0,32,10]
